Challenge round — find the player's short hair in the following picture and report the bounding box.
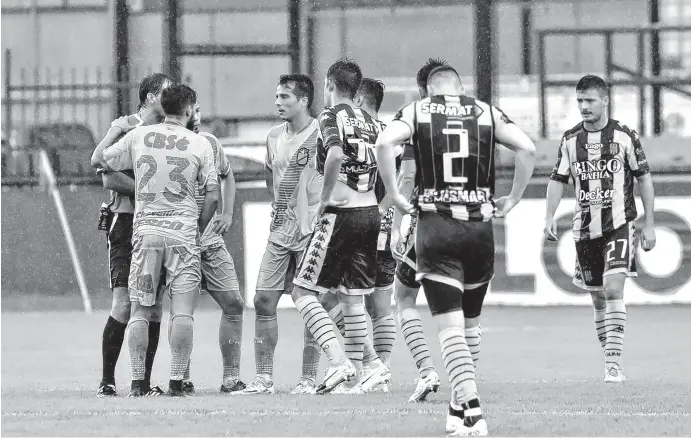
[161,84,197,116]
[576,75,608,96]
[426,65,461,84]
[356,78,386,112]
[416,58,448,90]
[138,73,174,109]
[326,58,363,100]
[278,74,314,108]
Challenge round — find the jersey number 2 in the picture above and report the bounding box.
[441,127,469,183]
[136,155,191,203]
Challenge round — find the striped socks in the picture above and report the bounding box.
[465,325,482,368]
[342,302,368,367]
[372,314,397,368]
[439,326,478,404]
[399,308,434,377]
[295,295,344,366]
[594,307,607,350]
[604,299,626,370]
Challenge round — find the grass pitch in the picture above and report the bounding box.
[2,303,690,436]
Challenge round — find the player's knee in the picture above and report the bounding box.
[225,293,245,316]
[420,278,463,317]
[170,313,195,328]
[589,290,607,310]
[254,291,277,316]
[367,289,393,320]
[127,316,149,331]
[464,316,480,329]
[603,279,625,301]
[319,291,339,312]
[395,281,418,310]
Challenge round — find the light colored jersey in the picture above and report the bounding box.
[195,132,231,247]
[103,121,219,245]
[266,119,322,251]
[108,113,146,214]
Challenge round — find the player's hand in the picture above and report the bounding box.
[390,229,404,262]
[640,224,656,252]
[493,196,519,218]
[110,116,134,134]
[544,216,558,241]
[318,197,348,216]
[212,213,233,235]
[392,193,415,215]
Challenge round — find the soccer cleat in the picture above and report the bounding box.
[330,380,364,395]
[447,400,488,437]
[167,380,187,397]
[290,379,317,395]
[220,379,246,394]
[409,370,441,403]
[369,382,389,393]
[96,383,117,397]
[146,385,164,396]
[237,377,275,395]
[182,381,195,395]
[316,361,356,394]
[127,380,147,398]
[446,405,464,434]
[604,366,627,383]
[359,359,390,393]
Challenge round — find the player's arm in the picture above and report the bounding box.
[318,111,346,209]
[375,104,416,214]
[544,136,571,241]
[628,131,656,251]
[91,116,134,168]
[99,130,136,173]
[492,108,536,218]
[198,146,220,235]
[264,133,275,203]
[102,172,135,197]
[213,168,236,235]
[391,150,417,260]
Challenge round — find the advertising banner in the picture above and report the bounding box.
[243,197,691,308]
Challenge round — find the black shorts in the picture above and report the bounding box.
[416,211,494,288]
[108,213,134,289]
[573,221,637,291]
[396,242,421,289]
[376,250,396,289]
[293,206,379,296]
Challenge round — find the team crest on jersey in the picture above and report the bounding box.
[585,142,620,154]
[295,147,310,166]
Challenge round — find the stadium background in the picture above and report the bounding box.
[1,0,690,309]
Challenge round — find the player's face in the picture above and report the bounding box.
[275,84,303,121]
[187,101,201,133]
[577,89,608,124]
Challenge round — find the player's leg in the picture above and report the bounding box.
[395,246,440,402]
[417,213,489,436]
[240,242,289,394]
[144,299,164,395]
[126,234,165,397]
[291,211,354,393]
[202,243,246,393]
[164,238,202,397]
[573,236,610,373]
[337,207,389,393]
[601,221,636,383]
[98,213,133,396]
[365,251,397,369]
[292,251,321,394]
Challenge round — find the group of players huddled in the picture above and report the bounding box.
[90,56,656,436]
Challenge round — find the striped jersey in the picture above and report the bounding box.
[393,95,510,222]
[373,119,405,251]
[266,119,322,251]
[550,119,650,241]
[316,104,380,193]
[196,132,231,247]
[108,113,147,214]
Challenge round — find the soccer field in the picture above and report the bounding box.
[2,305,690,436]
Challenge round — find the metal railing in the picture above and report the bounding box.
[537,25,691,138]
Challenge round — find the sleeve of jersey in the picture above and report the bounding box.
[492,106,515,127]
[626,130,650,177]
[264,134,273,170]
[318,109,344,151]
[205,133,230,177]
[199,144,220,192]
[549,136,571,184]
[103,130,135,171]
[392,103,415,135]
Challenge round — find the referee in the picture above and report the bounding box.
[90,73,173,397]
